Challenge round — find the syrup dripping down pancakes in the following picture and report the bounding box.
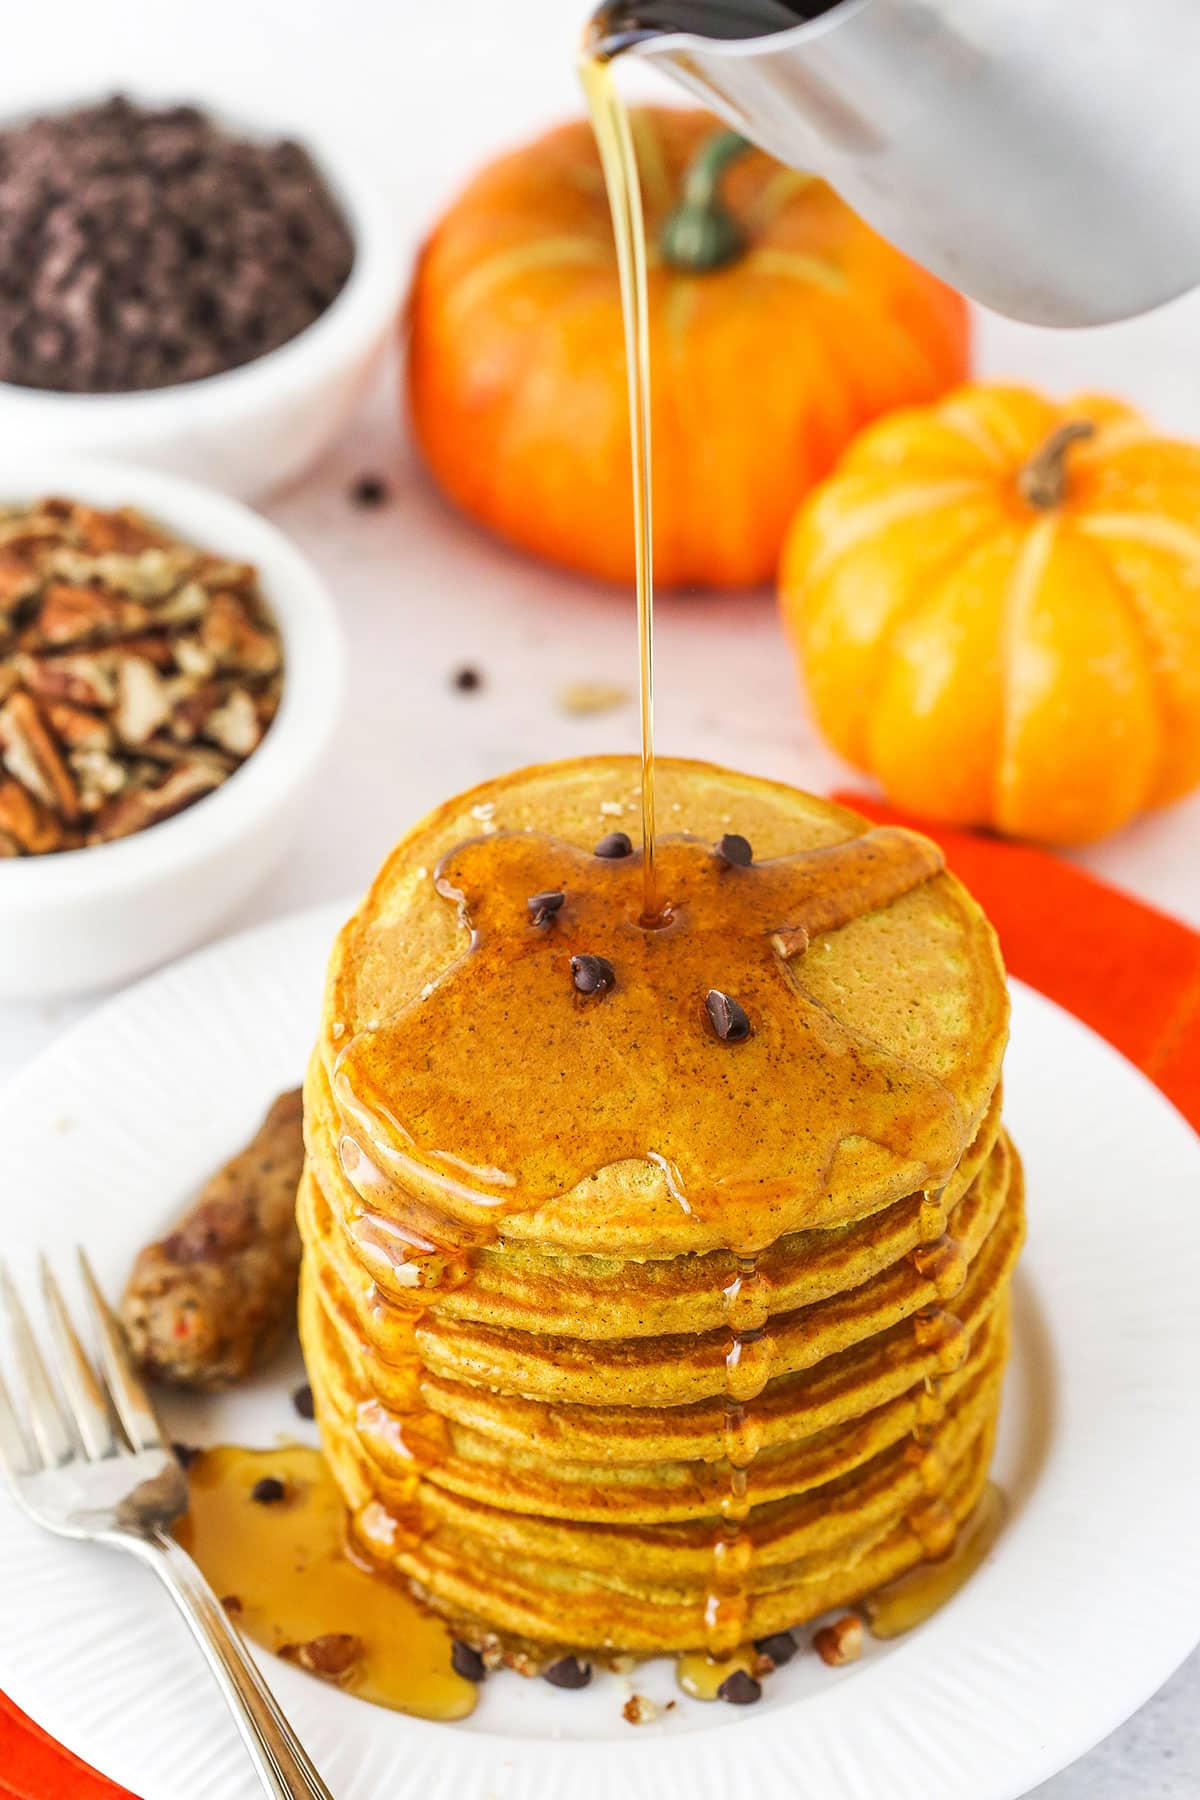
[298,756,1019,1658]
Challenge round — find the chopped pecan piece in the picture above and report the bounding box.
[114,655,172,747]
[0,691,80,818]
[201,591,282,674]
[89,757,223,843]
[137,735,235,776]
[111,633,178,671]
[45,702,114,754]
[72,504,163,556]
[256,685,282,731]
[70,748,129,813]
[166,678,221,744]
[37,582,151,649]
[813,1613,864,1667]
[0,777,62,853]
[15,651,118,709]
[173,633,217,680]
[155,581,209,627]
[281,1635,363,1681]
[205,687,263,758]
[0,552,37,617]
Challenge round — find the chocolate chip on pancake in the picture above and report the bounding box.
[706,988,751,1043]
[595,830,633,858]
[528,890,565,928]
[715,832,753,867]
[571,953,616,996]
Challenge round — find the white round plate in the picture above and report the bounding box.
[0,903,1198,1800]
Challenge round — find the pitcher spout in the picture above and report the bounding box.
[584,0,1200,329]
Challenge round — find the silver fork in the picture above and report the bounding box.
[0,1252,334,1800]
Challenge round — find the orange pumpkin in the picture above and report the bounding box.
[407,110,969,590]
[780,383,1200,845]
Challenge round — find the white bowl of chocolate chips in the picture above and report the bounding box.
[0,96,402,499]
[0,456,345,998]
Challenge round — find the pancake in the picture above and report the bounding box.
[297,756,1020,1657]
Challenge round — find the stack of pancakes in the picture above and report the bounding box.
[299,757,1021,1655]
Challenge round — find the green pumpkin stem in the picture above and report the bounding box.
[1017,420,1097,509]
[660,130,753,274]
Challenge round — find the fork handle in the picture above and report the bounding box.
[118,1529,335,1800]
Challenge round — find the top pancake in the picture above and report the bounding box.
[318,756,1008,1257]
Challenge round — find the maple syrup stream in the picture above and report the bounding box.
[578,53,660,924]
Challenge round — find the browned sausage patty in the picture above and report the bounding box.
[121,1088,304,1390]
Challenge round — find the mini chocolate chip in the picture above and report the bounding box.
[250,1476,287,1504]
[594,831,633,859]
[351,474,388,508]
[528,889,565,928]
[754,1630,797,1667]
[292,1383,315,1420]
[543,1655,593,1689]
[451,1639,487,1682]
[716,833,753,868]
[172,1442,201,1469]
[452,665,482,693]
[571,954,616,996]
[717,1669,762,1705]
[706,988,752,1043]
[221,1594,243,1615]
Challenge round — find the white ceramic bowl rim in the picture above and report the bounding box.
[0,97,400,429]
[0,456,344,900]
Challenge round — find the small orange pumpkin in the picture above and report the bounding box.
[780,383,1200,845]
[407,110,969,590]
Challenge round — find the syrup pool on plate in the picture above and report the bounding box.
[174,1445,476,1721]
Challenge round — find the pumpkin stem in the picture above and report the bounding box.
[660,130,752,273]
[1016,419,1097,510]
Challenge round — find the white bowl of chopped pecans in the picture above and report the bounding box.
[0,459,344,998]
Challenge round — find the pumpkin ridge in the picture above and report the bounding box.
[993,516,1057,832]
[484,275,634,539]
[1077,512,1200,566]
[933,398,1011,467]
[825,284,943,393]
[751,167,818,231]
[442,236,611,323]
[803,479,988,587]
[950,388,1058,464]
[863,515,1016,778]
[744,248,846,293]
[1070,418,1158,463]
[1071,518,1191,806]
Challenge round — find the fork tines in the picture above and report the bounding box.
[0,1251,164,1479]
